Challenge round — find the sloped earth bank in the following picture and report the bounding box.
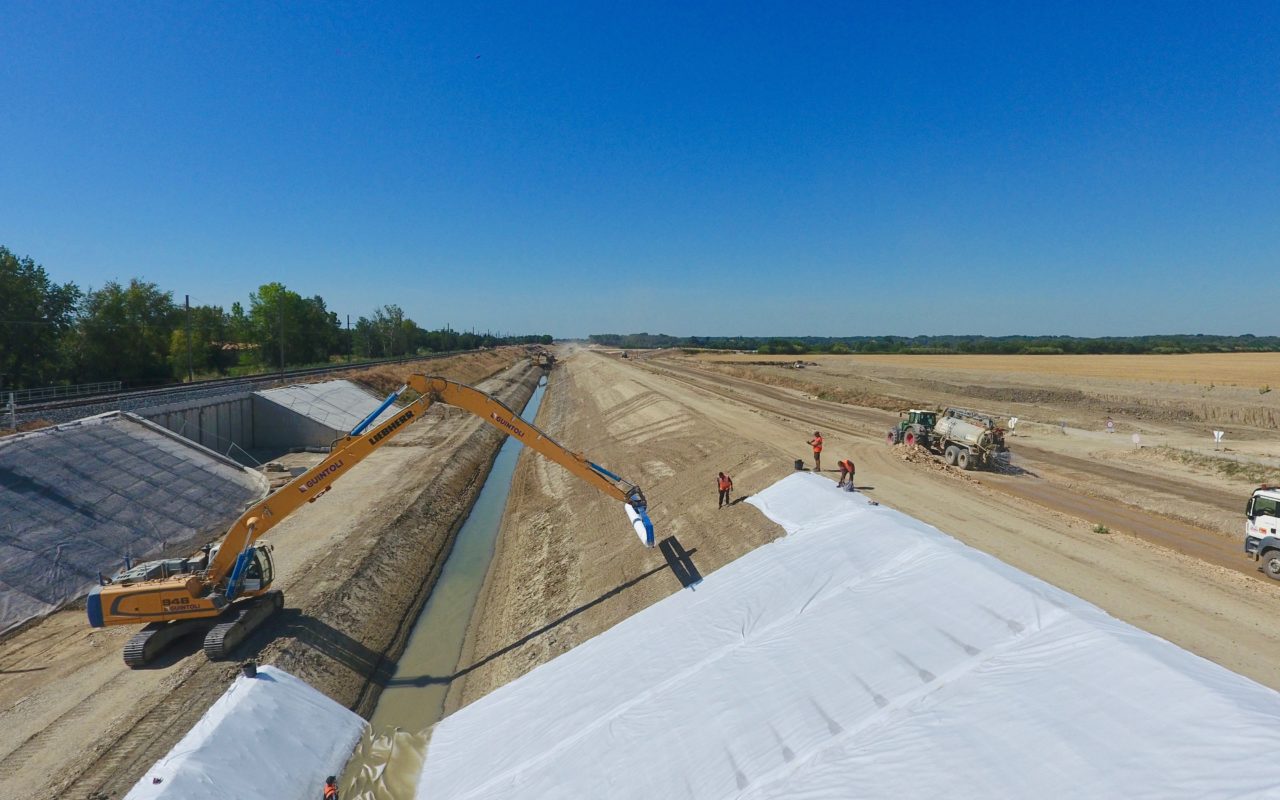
[450,349,1280,724]
[448,348,790,708]
[0,356,537,800]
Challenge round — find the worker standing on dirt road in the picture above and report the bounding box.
[808,431,823,471]
[323,776,339,799]
[718,472,734,508]
[837,458,855,489]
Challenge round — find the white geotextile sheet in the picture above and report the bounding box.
[418,472,1280,799]
[125,666,365,800]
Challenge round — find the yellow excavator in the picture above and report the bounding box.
[88,375,654,667]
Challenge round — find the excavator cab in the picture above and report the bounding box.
[239,544,275,594]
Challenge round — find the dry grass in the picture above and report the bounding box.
[696,352,1280,387]
[330,348,523,396]
[1151,446,1280,484]
[0,418,55,439]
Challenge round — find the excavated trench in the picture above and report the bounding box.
[342,378,548,798]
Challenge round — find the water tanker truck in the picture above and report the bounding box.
[887,407,1009,470]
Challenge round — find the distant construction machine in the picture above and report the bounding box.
[88,375,654,667]
[1244,485,1280,581]
[526,346,556,368]
[887,407,1009,470]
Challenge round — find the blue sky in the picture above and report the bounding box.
[2,2,1277,337]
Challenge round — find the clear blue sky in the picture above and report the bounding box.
[2,2,1277,338]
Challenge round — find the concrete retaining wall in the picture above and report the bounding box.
[139,381,394,457]
[142,393,255,460]
[251,394,347,451]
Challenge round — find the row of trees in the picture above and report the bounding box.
[1,246,551,390]
[589,332,1280,355]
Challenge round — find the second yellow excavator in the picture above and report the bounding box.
[87,375,653,666]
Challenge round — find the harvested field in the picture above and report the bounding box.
[699,352,1280,386]
[683,352,1280,433]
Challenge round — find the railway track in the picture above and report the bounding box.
[9,350,482,427]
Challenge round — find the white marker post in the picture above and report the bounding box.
[1213,430,1225,450]
[1008,416,1018,432]
[1131,433,1141,448]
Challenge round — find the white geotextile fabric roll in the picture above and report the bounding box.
[125,666,365,800]
[417,472,1280,799]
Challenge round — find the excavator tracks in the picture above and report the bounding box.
[202,590,284,661]
[123,618,217,668]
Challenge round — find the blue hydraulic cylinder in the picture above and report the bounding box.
[351,386,405,436]
[225,549,255,601]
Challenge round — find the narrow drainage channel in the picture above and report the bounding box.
[343,377,547,799]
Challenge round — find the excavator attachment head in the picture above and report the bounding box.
[625,502,655,547]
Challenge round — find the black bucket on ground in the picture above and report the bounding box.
[794,459,804,471]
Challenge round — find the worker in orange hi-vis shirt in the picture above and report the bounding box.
[837,458,855,488]
[717,472,734,508]
[807,431,823,471]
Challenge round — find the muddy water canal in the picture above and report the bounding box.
[344,378,547,798]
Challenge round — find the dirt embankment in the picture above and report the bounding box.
[332,348,522,396]
[0,353,536,800]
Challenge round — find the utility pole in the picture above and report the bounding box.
[346,314,351,363]
[2,374,13,432]
[278,301,285,375]
[184,294,194,383]
[5,379,15,433]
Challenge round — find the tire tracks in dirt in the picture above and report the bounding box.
[641,358,1263,582]
[604,353,1280,691]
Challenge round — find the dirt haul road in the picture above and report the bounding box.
[0,351,536,800]
[452,349,1280,714]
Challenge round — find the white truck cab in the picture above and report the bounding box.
[1244,485,1280,581]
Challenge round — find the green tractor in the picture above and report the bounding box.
[886,409,937,448]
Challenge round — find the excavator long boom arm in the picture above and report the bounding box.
[206,374,652,592]
[419,377,651,527]
[90,372,654,631]
[88,367,655,672]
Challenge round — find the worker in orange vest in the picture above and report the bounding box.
[323,775,339,799]
[837,458,856,489]
[717,472,734,508]
[807,431,824,471]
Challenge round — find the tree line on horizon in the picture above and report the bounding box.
[588,332,1280,355]
[0,245,551,391]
